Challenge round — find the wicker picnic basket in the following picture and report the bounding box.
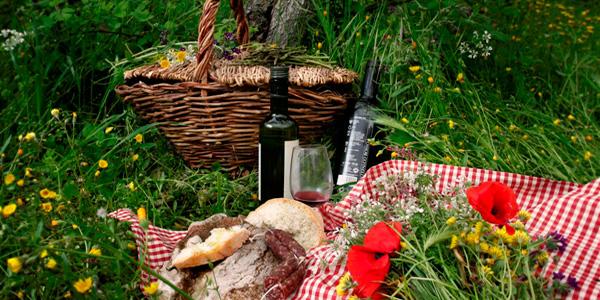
[115,0,357,170]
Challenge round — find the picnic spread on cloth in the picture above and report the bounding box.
[109,159,599,299]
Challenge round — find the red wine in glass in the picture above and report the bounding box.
[290,145,333,206]
[292,191,330,204]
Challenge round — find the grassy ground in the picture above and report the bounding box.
[0,0,598,298]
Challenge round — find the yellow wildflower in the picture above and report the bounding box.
[4,173,15,185]
[128,182,136,191]
[488,246,504,259]
[356,32,361,38]
[448,120,455,129]
[40,249,48,258]
[127,242,136,250]
[553,118,561,126]
[365,15,370,21]
[17,291,24,299]
[16,179,24,187]
[465,232,480,245]
[536,251,549,264]
[585,135,593,142]
[94,170,101,177]
[584,151,592,160]
[98,159,108,169]
[508,124,518,131]
[567,114,575,121]
[517,210,531,222]
[175,50,186,63]
[522,134,529,141]
[159,58,170,69]
[132,154,139,161]
[2,203,16,218]
[134,134,143,143]
[323,10,327,16]
[51,220,59,227]
[72,224,78,229]
[25,168,32,177]
[511,220,525,230]
[456,72,464,83]
[571,135,577,143]
[24,132,36,142]
[481,265,494,277]
[73,277,93,294]
[474,221,484,234]
[46,258,57,269]
[7,257,22,273]
[415,74,422,80]
[427,76,434,84]
[513,230,530,245]
[40,188,57,199]
[493,155,499,161]
[144,282,159,295]
[434,86,442,93]
[137,207,147,221]
[444,155,452,162]
[391,151,398,158]
[315,30,319,37]
[411,40,417,49]
[480,242,490,253]
[401,117,409,124]
[88,247,102,256]
[104,127,114,134]
[51,108,60,118]
[317,42,323,50]
[336,272,353,296]
[409,66,420,73]
[64,291,72,298]
[71,112,77,119]
[449,235,459,249]
[41,202,53,213]
[505,67,512,72]
[251,193,258,201]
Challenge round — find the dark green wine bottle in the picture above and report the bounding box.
[259,66,299,202]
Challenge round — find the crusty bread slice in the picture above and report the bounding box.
[245,198,326,250]
[171,225,250,269]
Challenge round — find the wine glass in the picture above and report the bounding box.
[290,144,333,206]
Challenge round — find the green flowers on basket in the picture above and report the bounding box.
[333,170,577,299]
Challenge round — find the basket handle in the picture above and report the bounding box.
[194,0,249,82]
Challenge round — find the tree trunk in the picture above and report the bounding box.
[245,0,311,47]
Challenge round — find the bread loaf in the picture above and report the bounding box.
[245,198,326,250]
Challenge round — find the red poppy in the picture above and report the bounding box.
[347,221,402,299]
[466,181,519,234]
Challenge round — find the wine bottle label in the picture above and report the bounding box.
[283,139,299,199]
[337,115,374,185]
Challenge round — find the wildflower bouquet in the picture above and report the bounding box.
[334,170,577,299]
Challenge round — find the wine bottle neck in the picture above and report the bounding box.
[270,77,288,114]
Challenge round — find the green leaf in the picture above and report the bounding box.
[63,182,79,200]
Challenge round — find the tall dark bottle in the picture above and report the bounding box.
[336,60,382,186]
[259,66,299,201]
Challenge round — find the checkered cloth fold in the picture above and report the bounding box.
[109,160,599,299]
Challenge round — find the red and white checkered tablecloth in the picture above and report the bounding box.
[109,160,599,299]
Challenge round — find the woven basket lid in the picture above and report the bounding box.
[124,59,357,88]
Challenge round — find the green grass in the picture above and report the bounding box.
[0,0,598,298]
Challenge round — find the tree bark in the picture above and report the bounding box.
[267,0,310,47]
[245,0,311,47]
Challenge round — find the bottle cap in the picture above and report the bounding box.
[271,66,289,79]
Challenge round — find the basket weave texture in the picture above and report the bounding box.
[116,0,357,169]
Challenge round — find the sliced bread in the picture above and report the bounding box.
[171,225,250,269]
[245,198,326,250]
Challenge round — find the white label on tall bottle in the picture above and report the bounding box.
[337,115,374,185]
[258,143,262,200]
[283,139,299,199]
